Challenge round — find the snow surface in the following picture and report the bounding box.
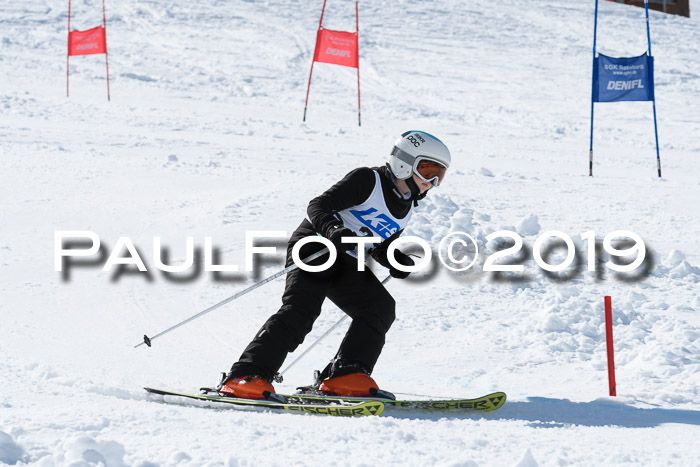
[1,0,699,465]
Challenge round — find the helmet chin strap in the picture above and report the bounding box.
[405,177,428,206]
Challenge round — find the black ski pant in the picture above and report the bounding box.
[229,244,396,381]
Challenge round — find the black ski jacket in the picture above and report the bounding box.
[288,165,414,266]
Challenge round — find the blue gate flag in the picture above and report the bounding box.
[589,0,662,178]
[593,53,654,103]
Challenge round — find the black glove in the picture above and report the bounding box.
[388,250,415,279]
[327,225,360,252]
[371,246,414,279]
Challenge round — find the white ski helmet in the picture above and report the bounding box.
[389,130,451,187]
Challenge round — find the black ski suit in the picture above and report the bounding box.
[229,165,415,381]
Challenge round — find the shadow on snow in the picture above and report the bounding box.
[387,397,700,428]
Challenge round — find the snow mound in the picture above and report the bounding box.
[664,249,687,268]
[514,448,539,467]
[654,249,700,281]
[668,260,700,280]
[0,431,26,465]
[518,214,541,237]
[48,436,127,467]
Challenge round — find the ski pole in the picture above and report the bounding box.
[134,248,330,348]
[277,274,392,378]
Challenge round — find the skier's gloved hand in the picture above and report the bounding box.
[388,250,414,279]
[327,225,360,252]
[370,243,413,278]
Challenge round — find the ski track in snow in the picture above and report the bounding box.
[1,0,699,465]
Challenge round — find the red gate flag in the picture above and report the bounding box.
[68,26,106,56]
[67,0,110,100]
[313,28,358,68]
[303,1,361,126]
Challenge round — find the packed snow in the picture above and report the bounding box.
[1,0,699,465]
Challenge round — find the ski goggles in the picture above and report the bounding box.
[414,157,447,187]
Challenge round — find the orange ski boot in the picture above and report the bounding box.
[218,375,275,400]
[318,372,379,397]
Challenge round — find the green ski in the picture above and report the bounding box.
[280,391,507,412]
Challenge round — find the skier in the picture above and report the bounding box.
[218,130,451,399]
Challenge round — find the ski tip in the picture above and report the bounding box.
[358,401,384,416]
[483,392,507,412]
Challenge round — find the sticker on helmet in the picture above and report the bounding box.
[407,133,426,147]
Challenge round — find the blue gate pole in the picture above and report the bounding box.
[589,0,599,176]
[644,0,662,177]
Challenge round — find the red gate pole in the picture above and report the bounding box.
[67,0,71,97]
[318,0,327,27]
[102,0,110,101]
[303,0,327,121]
[355,1,361,126]
[303,61,315,122]
[604,295,616,396]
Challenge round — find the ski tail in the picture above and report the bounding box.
[144,387,384,417]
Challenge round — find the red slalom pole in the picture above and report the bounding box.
[102,0,110,101]
[604,295,616,396]
[67,0,71,97]
[355,1,361,126]
[303,0,327,122]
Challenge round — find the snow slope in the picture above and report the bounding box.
[1,0,699,465]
